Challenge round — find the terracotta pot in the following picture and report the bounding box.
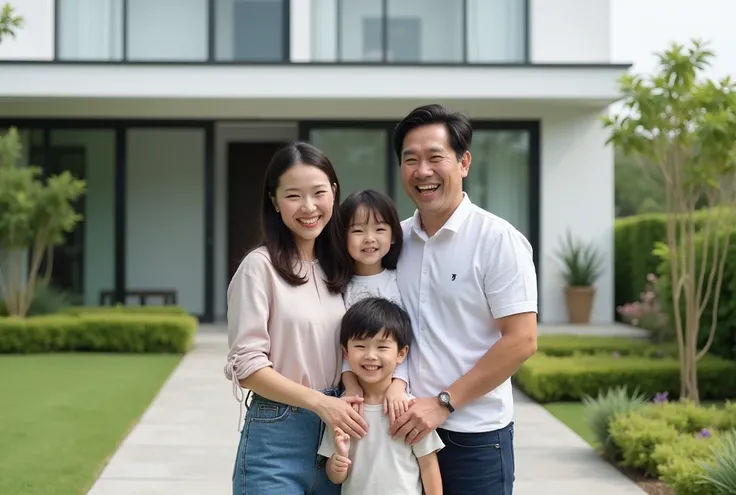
[565,285,596,324]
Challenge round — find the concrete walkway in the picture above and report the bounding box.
[87,331,645,495]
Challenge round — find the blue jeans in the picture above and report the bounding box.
[232,389,341,495]
[436,422,515,495]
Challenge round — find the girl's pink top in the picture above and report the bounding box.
[224,246,346,405]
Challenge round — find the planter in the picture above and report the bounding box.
[565,285,596,324]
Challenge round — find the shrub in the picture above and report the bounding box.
[0,313,197,353]
[658,228,736,361]
[699,430,736,495]
[582,385,648,460]
[62,305,190,316]
[654,433,722,495]
[609,413,679,476]
[640,400,724,434]
[513,354,736,403]
[536,335,676,358]
[0,284,71,317]
[617,273,672,343]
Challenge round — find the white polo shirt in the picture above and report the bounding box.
[396,193,538,433]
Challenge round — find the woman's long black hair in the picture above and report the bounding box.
[257,141,352,294]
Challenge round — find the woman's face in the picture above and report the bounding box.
[271,163,336,251]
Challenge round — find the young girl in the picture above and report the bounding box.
[337,190,413,422]
[224,142,369,494]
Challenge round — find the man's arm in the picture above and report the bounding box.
[445,312,537,409]
[418,452,443,495]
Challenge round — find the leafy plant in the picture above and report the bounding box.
[555,230,604,286]
[617,273,672,343]
[0,127,86,317]
[0,3,22,44]
[582,385,648,460]
[699,430,736,494]
[603,39,736,403]
[0,284,71,317]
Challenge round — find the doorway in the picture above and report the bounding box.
[227,141,285,284]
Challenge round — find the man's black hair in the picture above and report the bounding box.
[340,297,413,349]
[392,103,473,162]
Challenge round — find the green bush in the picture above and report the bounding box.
[0,284,72,317]
[658,228,736,361]
[699,430,736,495]
[513,354,736,403]
[62,304,190,316]
[609,413,679,476]
[582,385,648,460]
[654,433,721,495]
[614,208,736,316]
[0,313,197,353]
[537,335,676,358]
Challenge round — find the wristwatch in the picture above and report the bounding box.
[437,391,455,413]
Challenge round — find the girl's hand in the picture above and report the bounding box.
[343,384,365,416]
[333,426,351,458]
[331,453,351,473]
[316,395,368,439]
[384,379,412,423]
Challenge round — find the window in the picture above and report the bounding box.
[466,130,531,235]
[466,0,526,63]
[308,128,388,198]
[126,0,208,61]
[57,0,124,60]
[215,0,287,61]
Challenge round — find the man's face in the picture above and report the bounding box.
[399,124,470,222]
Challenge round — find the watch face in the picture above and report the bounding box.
[439,392,449,403]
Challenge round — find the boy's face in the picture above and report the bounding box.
[344,330,408,386]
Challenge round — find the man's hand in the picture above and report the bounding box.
[389,397,450,446]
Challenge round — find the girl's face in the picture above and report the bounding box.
[346,205,393,276]
[271,163,336,255]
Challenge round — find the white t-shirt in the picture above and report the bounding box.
[344,269,403,309]
[318,399,444,495]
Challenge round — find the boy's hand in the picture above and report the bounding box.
[334,426,351,458]
[384,379,412,423]
[331,454,351,473]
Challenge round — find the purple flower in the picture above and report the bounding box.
[697,428,711,438]
[654,392,669,404]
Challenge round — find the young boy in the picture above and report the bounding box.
[318,297,444,494]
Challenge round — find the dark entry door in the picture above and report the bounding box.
[227,142,284,284]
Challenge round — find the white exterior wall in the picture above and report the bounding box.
[0,0,54,60]
[539,108,615,324]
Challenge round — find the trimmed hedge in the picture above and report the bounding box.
[537,335,677,358]
[658,228,736,361]
[614,208,736,313]
[62,305,191,316]
[513,353,736,403]
[0,313,197,353]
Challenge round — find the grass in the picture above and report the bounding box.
[543,402,597,446]
[0,353,182,495]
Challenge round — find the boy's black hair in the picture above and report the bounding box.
[339,189,403,269]
[340,297,413,350]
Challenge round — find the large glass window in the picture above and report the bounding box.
[215,0,286,61]
[126,0,208,61]
[311,0,525,63]
[57,0,124,60]
[466,130,530,236]
[308,129,388,199]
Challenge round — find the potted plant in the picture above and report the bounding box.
[556,231,604,324]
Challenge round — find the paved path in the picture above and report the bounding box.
[88,331,645,495]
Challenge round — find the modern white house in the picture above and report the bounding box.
[0,0,628,324]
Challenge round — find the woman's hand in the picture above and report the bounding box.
[384,379,412,423]
[316,395,369,439]
[343,386,365,416]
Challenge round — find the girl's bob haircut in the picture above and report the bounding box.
[339,189,403,270]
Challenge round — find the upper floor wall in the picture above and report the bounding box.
[0,0,611,64]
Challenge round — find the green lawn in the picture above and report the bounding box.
[0,353,182,495]
[543,402,597,446]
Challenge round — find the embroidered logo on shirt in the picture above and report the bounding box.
[451,273,457,281]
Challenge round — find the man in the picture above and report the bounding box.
[389,104,538,494]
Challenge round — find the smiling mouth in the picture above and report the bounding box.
[362,365,381,372]
[297,216,320,227]
[416,184,440,194]
[361,247,378,253]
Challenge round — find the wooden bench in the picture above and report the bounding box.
[99,289,178,306]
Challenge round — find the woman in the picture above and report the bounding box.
[224,142,369,494]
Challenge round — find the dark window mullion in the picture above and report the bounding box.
[381,0,388,63]
[122,0,128,61]
[208,0,215,62]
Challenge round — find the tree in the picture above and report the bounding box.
[603,40,736,403]
[0,3,23,44]
[0,128,86,317]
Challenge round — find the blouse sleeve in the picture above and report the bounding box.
[224,253,274,387]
